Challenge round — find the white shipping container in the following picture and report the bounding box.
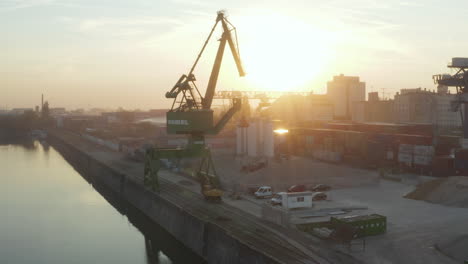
[460,139,468,149]
[414,155,432,166]
[399,144,414,154]
[413,145,434,156]
[398,152,412,166]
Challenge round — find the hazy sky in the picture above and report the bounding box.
[2,0,467,109]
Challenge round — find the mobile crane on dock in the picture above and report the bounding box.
[144,11,245,201]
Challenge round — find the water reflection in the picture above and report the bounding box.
[0,141,204,264]
[40,140,50,153]
[0,137,37,150]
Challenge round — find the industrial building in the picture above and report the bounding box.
[306,94,334,121]
[327,74,366,119]
[351,87,461,130]
[269,94,334,123]
[394,87,461,129]
[352,92,395,123]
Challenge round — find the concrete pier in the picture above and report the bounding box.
[48,129,358,264]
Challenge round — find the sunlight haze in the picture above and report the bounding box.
[2,0,467,109]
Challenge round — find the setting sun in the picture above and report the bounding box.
[237,13,335,92]
[273,128,289,134]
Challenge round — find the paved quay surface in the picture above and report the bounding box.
[50,129,360,264]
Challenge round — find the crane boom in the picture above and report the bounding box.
[203,12,245,109]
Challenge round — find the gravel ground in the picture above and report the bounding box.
[213,149,468,264]
[405,176,468,208]
[331,180,468,264]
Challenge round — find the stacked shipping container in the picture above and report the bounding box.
[289,126,459,175]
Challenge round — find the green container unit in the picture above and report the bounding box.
[166,110,214,134]
[331,214,386,237]
[296,220,333,233]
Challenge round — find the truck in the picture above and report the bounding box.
[271,191,313,209]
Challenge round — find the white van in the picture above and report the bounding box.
[270,192,313,209]
[254,186,273,198]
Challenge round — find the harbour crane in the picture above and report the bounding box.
[433,58,468,137]
[144,11,245,201]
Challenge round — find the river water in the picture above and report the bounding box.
[0,141,204,264]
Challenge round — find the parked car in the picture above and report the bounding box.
[241,158,268,173]
[254,186,273,199]
[271,193,282,205]
[287,184,306,193]
[311,184,331,192]
[312,192,327,201]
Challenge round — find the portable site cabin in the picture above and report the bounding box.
[273,192,313,209]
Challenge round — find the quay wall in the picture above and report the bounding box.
[48,131,280,264]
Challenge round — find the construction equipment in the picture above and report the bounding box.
[434,58,468,137]
[144,11,245,201]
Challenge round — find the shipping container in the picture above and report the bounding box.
[404,123,433,136]
[454,149,468,174]
[395,134,432,145]
[326,122,355,131]
[371,133,395,145]
[366,141,386,167]
[399,144,414,154]
[343,130,367,156]
[413,155,432,166]
[355,123,406,134]
[461,138,468,149]
[398,153,412,166]
[413,145,434,156]
[312,150,342,163]
[437,135,460,147]
[432,156,454,177]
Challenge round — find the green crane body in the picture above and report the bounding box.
[144,11,245,201]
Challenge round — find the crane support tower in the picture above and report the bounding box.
[434,57,468,138]
[144,11,245,201]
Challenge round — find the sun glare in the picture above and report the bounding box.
[273,128,289,134]
[238,13,334,92]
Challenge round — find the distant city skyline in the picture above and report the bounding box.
[2,0,467,109]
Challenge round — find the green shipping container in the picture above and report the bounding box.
[331,214,387,237]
